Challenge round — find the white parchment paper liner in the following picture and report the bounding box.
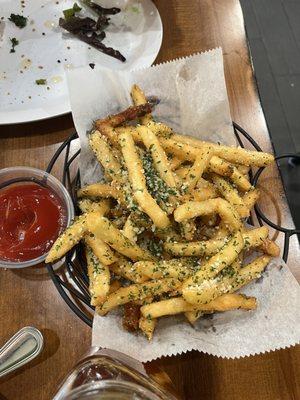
[67,48,300,361]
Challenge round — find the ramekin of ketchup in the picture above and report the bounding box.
[0,167,74,268]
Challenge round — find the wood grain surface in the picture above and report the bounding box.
[0,1,299,399]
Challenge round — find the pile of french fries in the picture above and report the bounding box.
[46,85,280,340]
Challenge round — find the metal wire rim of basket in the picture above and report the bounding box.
[45,123,299,327]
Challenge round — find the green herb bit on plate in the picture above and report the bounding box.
[8,13,27,28]
[35,79,47,85]
[63,3,82,20]
[9,37,19,53]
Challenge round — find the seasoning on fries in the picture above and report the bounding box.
[45,84,279,340]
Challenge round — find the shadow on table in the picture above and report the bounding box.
[0,113,74,142]
[11,263,52,282]
[147,350,215,400]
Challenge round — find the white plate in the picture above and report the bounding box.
[0,0,162,124]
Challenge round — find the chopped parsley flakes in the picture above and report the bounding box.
[9,37,19,53]
[142,151,177,208]
[63,3,82,20]
[9,14,27,28]
[35,79,47,85]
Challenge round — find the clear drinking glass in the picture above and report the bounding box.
[53,348,177,400]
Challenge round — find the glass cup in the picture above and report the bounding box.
[53,348,177,400]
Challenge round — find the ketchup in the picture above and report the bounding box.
[0,183,67,262]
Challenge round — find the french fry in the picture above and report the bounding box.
[89,131,122,181]
[260,238,280,257]
[183,254,270,306]
[110,258,148,284]
[78,183,125,205]
[132,258,197,281]
[45,215,87,263]
[130,84,152,125]
[85,233,117,266]
[139,316,157,340]
[211,174,249,218]
[78,199,117,265]
[119,130,170,228]
[179,219,197,241]
[182,230,244,304]
[164,227,229,257]
[171,134,274,167]
[170,157,185,170]
[122,214,139,242]
[181,146,213,192]
[159,137,197,162]
[180,259,242,306]
[184,310,203,324]
[137,125,177,188]
[98,278,182,315]
[174,198,242,232]
[232,255,271,290]
[87,212,154,261]
[86,245,110,306]
[141,293,256,319]
[78,199,110,215]
[164,226,270,257]
[209,156,252,192]
[243,188,260,210]
[234,164,250,176]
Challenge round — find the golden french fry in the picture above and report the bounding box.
[179,219,197,241]
[85,233,117,266]
[243,188,260,211]
[184,254,270,306]
[234,164,250,175]
[232,255,271,290]
[171,134,274,167]
[181,146,213,192]
[119,130,170,228]
[139,316,157,340]
[78,199,110,215]
[89,131,122,180]
[45,215,87,263]
[130,84,152,125]
[78,197,119,266]
[211,174,249,218]
[174,198,242,232]
[141,293,256,319]
[87,212,154,261]
[78,183,125,205]
[86,245,110,306]
[132,258,198,281]
[110,257,148,283]
[170,157,185,170]
[159,137,197,162]
[164,226,269,257]
[184,310,203,324]
[164,228,229,257]
[209,156,252,192]
[98,278,181,315]
[181,230,244,304]
[137,125,177,188]
[122,214,139,242]
[260,238,280,257]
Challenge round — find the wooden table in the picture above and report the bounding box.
[0,1,299,399]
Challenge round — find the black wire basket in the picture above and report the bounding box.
[46,123,300,327]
